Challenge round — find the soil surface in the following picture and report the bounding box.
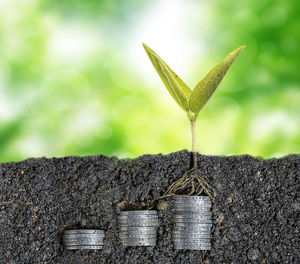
[0,151,299,264]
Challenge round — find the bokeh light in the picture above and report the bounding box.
[0,0,299,162]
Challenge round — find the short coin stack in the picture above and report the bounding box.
[172,195,212,250]
[62,229,105,250]
[118,210,158,247]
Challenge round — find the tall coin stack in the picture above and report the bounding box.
[62,229,105,250]
[118,210,158,247]
[172,195,212,250]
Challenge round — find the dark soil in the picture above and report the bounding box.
[0,151,299,264]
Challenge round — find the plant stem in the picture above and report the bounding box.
[190,119,198,171]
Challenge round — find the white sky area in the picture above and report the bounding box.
[126,0,206,85]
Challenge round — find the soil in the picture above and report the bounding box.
[0,150,299,264]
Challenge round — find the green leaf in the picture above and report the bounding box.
[189,45,245,116]
[143,43,191,112]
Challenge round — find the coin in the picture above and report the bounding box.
[173,218,212,224]
[63,230,105,235]
[174,222,212,228]
[172,233,210,239]
[119,233,157,239]
[64,245,103,250]
[121,241,156,247]
[173,237,210,243]
[120,210,158,215]
[172,196,211,203]
[174,243,211,251]
[120,237,157,244]
[173,205,211,211]
[118,220,158,227]
[118,215,158,220]
[63,237,104,244]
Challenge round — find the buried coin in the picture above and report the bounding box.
[173,206,211,212]
[173,218,212,224]
[118,220,158,227]
[173,237,210,244]
[120,211,158,215]
[120,226,157,232]
[174,212,212,219]
[118,215,158,221]
[121,241,156,247]
[174,222,212,228]
[172,232,211,239]
[63,230,105,235]
[119,233,157,239]
[172,196,211,203]
[174,243,211,251]
[120,238,157,244]
[63,237,104,244]
[64,245,103,250]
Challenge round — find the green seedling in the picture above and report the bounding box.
[143,43,245,199]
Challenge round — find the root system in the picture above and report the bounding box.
[161,169,215,201]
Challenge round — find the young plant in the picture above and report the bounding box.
[143,43,245,198]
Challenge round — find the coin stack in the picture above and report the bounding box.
[62,229,105,250]
[172,195,212,250]
[118,210,158,247]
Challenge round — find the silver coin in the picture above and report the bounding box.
[173,211,212,218]
[118,215,158,221]
[119,213,158,217]
[173,214,212,220]
[173,196,211,202]
[173,195,211,200]
[119,221,158,227]
[63,229,105,235]
[174,214,211,220]
[173,202,211,207]
[173,219,212,224]
[120,238,156,244]
[174,228,211,233]
[174,222,212,227]
[119,226,157,230]
[63,236,105,241]
[173,241,211,246]
[119,234,156,239]
[120,226,157,231]
[120,231,157,236]
[63,239,104,246]
[118,217,158,221]
[121,241,156,247]
[173,205,211,213]
[64,245,103,250]
[174,244,211,251]
[63,234,105,239]
[174,212,212,218]
[173,229,211,234]
[120,210,158,215]
[173,203,211,211]
[172,232,210,238]
[120,231,157,235]
[173,199,211,205]
[173,237,210,243]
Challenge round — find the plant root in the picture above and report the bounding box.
[161,169,215,202]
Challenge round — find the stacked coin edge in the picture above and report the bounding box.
[172,195,212,250]
[118,210,158,247]
[62,229,105,250]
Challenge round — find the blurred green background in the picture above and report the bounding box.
[0,0,299,162]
